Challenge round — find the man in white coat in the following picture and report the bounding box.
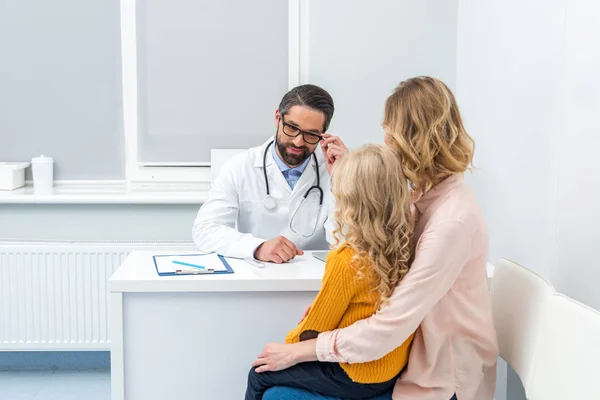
[192,85,346,263]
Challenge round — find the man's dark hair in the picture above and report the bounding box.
[278,84,335,133]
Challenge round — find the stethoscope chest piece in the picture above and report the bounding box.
[263,195,277,210]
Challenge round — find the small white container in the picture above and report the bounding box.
[0,162,30,190]
[31,155,54,194]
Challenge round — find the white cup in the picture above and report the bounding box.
[31,155,54,194]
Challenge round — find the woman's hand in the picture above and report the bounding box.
[252,340,318,373]
[320,134,349,175]
[252,343,300,373]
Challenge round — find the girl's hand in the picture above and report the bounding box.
[299,303,312,323]
[320,134,349,175]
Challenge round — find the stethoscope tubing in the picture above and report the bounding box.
[263,140,323,209]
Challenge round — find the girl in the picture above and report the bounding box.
[245,144,415,399]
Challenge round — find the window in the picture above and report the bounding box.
[120,0,308,185]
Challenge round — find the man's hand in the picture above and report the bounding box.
[254,236,304,263]
[320,134,349,175]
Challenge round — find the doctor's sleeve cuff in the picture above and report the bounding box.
[237,236,267,260]
[251,242,266,260]
[316,330,346,363]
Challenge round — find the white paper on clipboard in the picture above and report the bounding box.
[154,253,230,274]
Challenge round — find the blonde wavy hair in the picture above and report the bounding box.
[383,76,475,192]
[332,144,413,303]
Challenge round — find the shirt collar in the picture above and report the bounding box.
[271,143,311,174]
[413,174,463,215]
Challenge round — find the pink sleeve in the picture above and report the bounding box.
[316,220,472,363]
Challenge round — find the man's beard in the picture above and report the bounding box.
[276,137,311,167]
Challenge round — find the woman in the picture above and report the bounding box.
[252,76,499,400]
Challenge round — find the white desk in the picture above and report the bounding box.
[109,252,496,400]
[109,251,325,400]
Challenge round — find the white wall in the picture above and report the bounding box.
[457,0,565,283]
[555,0,600,310]
[0,205,197,242]
[309,0,458,149]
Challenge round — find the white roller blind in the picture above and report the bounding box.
[0,0,124,179]
[136,0,289,164]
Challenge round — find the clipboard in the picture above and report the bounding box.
[152,253,234,276]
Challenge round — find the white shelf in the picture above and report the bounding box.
[0,181,209,205]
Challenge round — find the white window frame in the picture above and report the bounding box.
[119,0,310,187]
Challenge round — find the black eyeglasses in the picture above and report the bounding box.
[280,115,323,145]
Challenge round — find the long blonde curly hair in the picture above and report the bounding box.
[332,144,413,303]
[383,76,475,192]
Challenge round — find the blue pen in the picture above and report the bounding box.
[172,260,205,269]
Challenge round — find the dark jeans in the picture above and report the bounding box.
[245,362,398,400]
[261,387,458,400]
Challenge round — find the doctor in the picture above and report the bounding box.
[192,84,337,263]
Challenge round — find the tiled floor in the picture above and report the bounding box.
[0,370,110,400]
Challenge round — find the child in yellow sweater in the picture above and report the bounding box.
[246,144,415,400]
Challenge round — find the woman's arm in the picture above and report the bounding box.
[253,340,318,373]
[253,252,355,373]
[253,220,471,371]
[317,220,471,363]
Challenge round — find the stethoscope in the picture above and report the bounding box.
[262,140,324,210]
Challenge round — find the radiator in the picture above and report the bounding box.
[0,239,194,350]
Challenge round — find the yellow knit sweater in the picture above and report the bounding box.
[286,244,415,384]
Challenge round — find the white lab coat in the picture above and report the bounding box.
[192,139,334,259]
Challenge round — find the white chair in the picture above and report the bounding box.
[489,259,555,397]
[529,294,600,399]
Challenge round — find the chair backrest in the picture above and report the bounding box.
[489,259,555,396]
[210,149,246,183]
[529,294,600,399]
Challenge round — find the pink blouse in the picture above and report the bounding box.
[316,174,499,400]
